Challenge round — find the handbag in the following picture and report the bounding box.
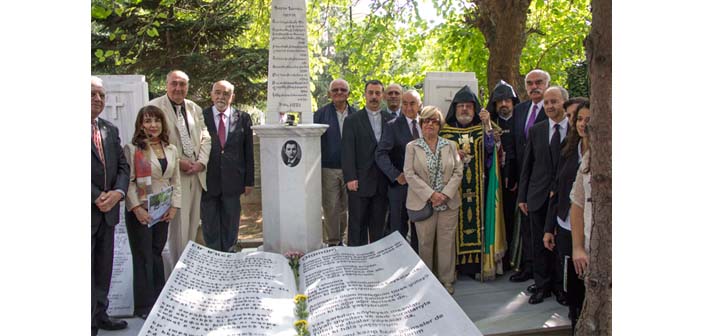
[407,202,433,222]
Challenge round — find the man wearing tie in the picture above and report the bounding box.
[200,80,254,252]
[342,80,393,246]
[384,83,403,119]
[510,69,550,283]
[91,76,129,334]
[375,89,422,252]
[518,86,569,304]
[148,70,211,267]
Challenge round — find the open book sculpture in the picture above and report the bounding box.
[139,232,482,336]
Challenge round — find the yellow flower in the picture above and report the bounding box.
[294,319,308,328]
[293,294,308,304]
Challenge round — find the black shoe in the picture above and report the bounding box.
[528,289,551,304]
[509,271,533,282]
[554,289,568,306]
[526,284,537,294]
[97,318,128,330]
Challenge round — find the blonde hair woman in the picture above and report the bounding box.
[404,106,463,294]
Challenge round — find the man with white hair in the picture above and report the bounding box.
[91,76,129,334]
[200,80,254,252]
[375,89,422,252]
[314,78,357,246]
[510,69,550,283]
[148,70,211,267]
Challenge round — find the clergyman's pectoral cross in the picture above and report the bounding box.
[464,190,476,203]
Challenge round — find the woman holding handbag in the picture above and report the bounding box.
[123,105,182,319]
[404,106,463,294]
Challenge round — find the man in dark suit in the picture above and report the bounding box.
[314,79,356,246]
[510,69,550,283]
[518,86,570,304]
[486,80,520,271]
[342,80,392,246]
[201,80,254,252]
[91,76,129,335]
[375,89,422,252]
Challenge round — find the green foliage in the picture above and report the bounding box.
[519,0,591,87]
[91,0,269,108]
[91,0,592,114]
[566,60,589,98]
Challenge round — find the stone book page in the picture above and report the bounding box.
[139,242,297,336]
[299,232,483,336]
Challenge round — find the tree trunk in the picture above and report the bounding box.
[474,0,531,95]
[576,0,612,334]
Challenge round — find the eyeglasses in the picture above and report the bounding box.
[330,88,348,93]
[422,118,440,125]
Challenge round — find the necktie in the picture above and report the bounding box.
[411,120,420,139]
[92,120,105,165]
[550,124,561,171]
[525,104,539,138]
[218,112,227,146]
[175,105,195,159]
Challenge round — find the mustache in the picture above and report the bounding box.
[529,89,542,95]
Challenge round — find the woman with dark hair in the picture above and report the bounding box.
[405,106,463,294]
[123,105,182,319]
[542,100,590,332]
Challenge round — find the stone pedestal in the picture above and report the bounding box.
[423,72,479,117]
[252,124,328,253]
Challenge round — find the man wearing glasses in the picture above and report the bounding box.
[314,79,357,246]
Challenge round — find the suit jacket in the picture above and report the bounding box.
[91,118,130,230]
[147,95,211,191]
[518,120,569,211]
[123,143,182,211]
[202,106,254,196]
[404,139,463,211]
[375,115,416,200]
[545,148,580,233]
[341,108,393,197]
[314,102,356,169]
[513,101,546,178]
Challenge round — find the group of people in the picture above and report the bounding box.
[91,68,595,334]
[315,70,595,332]
[90,71,254,335]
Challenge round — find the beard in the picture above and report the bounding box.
[498,107,512,118]
[456,115,472,125]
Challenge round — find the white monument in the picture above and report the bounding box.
[423,72,479,117]
[97,75,149,145]
[253,0,327,254]
[98,75,150,317]
[106,203,134,317]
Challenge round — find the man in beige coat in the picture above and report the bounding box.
[147,70,211,272]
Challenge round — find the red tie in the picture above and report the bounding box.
[218,112,227,146]
[93,120,105,165]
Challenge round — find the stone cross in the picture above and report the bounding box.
[104,94,125,120]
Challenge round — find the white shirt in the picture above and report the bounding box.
[548,116,569,143]
[212,106,231,135]
[336,106,348,137]
[404,115,422,138]
[525,100,544,126]
[367,108,382,142]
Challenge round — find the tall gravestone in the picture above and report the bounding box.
[423,72,479,117]
[252,0,327,254]
[98,75,150,318]
[98,75,149,144]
